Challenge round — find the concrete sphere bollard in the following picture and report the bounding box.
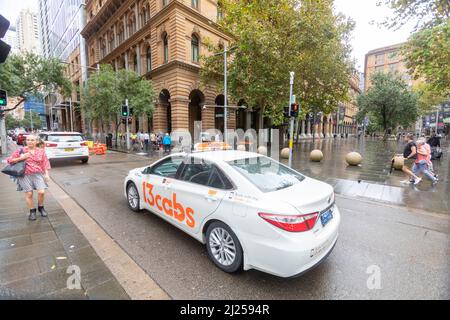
[310,149,324,162]
[281,148,290,159]
[346,152,362,166]
[393,156,404,170]
[257,146,268,156]
[237,144,246,151]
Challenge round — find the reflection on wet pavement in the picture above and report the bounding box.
[280,137,450,214]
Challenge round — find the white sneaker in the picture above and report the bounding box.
[400,180,411,184]
[414,177,422,185]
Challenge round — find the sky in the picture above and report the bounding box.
[0,0,418,72]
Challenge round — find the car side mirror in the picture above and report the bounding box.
[142,167,152,175]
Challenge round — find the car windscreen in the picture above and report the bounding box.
[227,156,305,193]
[47,134,83,143]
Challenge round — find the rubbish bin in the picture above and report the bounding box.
[106,134,113,148]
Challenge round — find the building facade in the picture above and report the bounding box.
[16,8,41,55]
[81,0,242,139]
[364,43,420,91]
[4,25,18,54]
[39,0,88,132]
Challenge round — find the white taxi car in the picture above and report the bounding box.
[124,150,340,278]
[39,132,89,163]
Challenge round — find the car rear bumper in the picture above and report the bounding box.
[46,148,89,160]
[242,206,341,278]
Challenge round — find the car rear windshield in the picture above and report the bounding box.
[227,156,305,193]
[46,134,83,143]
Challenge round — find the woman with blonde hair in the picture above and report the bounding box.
[7,134,51,220]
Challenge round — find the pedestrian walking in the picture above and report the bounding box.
[162,133,172,154]
[413,138,438,184]
[6,135,51,221]
[400,133,421,185]
[150,131,157,151]
[143,132,150,152]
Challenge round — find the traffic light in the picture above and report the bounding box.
[0,15,11,64]
[129,107,133,116]
[283,105,290,118]
[0,89,6,107]
[121,105,128,117]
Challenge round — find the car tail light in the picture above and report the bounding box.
[258,212,319,232]
[80,142,88,146]
[45,143,57,147]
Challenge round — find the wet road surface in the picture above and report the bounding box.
[47,148,450,299]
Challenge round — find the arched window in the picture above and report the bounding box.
[163,34,169,63]
[146,47,152,72]
[141,7,147,25]
[191,34,199,62]
[217,1,224,20]
[192,0,198,9]
[133,53,138,72]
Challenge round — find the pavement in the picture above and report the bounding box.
[0,172,130,300]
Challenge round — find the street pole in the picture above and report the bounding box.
[435,108,439,134]
[126,99,130,150]
[223,43,228,143]
[69,97,73,132]
[30,109,33,131]
[0,115,6,155]
[288,72,295,168]
[312,113,315,144]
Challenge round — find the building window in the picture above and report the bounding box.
[133,53,138,72]
[191,34,199,62]
[146,47,152,71]
[163,0,169,7]
[375,65,384,73]
[163,34,169,63]
[192,0,198,9]
[375,54,385,65]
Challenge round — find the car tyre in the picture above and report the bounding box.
[126,182,142,212]
[81,158,89,164]
[206,222,243,273]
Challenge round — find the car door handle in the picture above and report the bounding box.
[204,195,217,202]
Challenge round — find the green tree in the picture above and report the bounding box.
[413,81,448,115]
[379,0,450,100]
[403,21,450,98]
[0,53,72,111]
[81,64,155,145]
[5,113,19,130]
[357,72,419,140]
[200,0,354,126]
[20,111,43,130]
[378,0,450,30]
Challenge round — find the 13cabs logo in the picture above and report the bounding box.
[142,182,195,228]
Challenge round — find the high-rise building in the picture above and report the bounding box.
[4,25,18,54]
[16,8,41,55]
[38,0,89,132]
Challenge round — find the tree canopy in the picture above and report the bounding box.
[357,72,419,138]
[81,64,155,137]
[378,0,450,30]
[200,0,354,126]
[0,53,72,110]
[379,0,450,108]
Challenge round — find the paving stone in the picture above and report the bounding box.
[86,278,130,300]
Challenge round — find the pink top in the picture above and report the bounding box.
[416,144,432,165]
[7,147,51,175]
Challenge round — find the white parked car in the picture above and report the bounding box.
[39,132,89,163]
[123,150,340,278]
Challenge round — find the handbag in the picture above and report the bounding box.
[1,148,26,177]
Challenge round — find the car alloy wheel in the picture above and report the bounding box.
[127,182,141,212]
[206,222,243,273]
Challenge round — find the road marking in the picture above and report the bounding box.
[47,179,170,300]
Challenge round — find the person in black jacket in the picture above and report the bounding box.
[427,134,441,148]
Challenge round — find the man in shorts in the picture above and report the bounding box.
[400,133,421,185]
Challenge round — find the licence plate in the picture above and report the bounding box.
[320,208,333,227]
[64,148,74,152]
